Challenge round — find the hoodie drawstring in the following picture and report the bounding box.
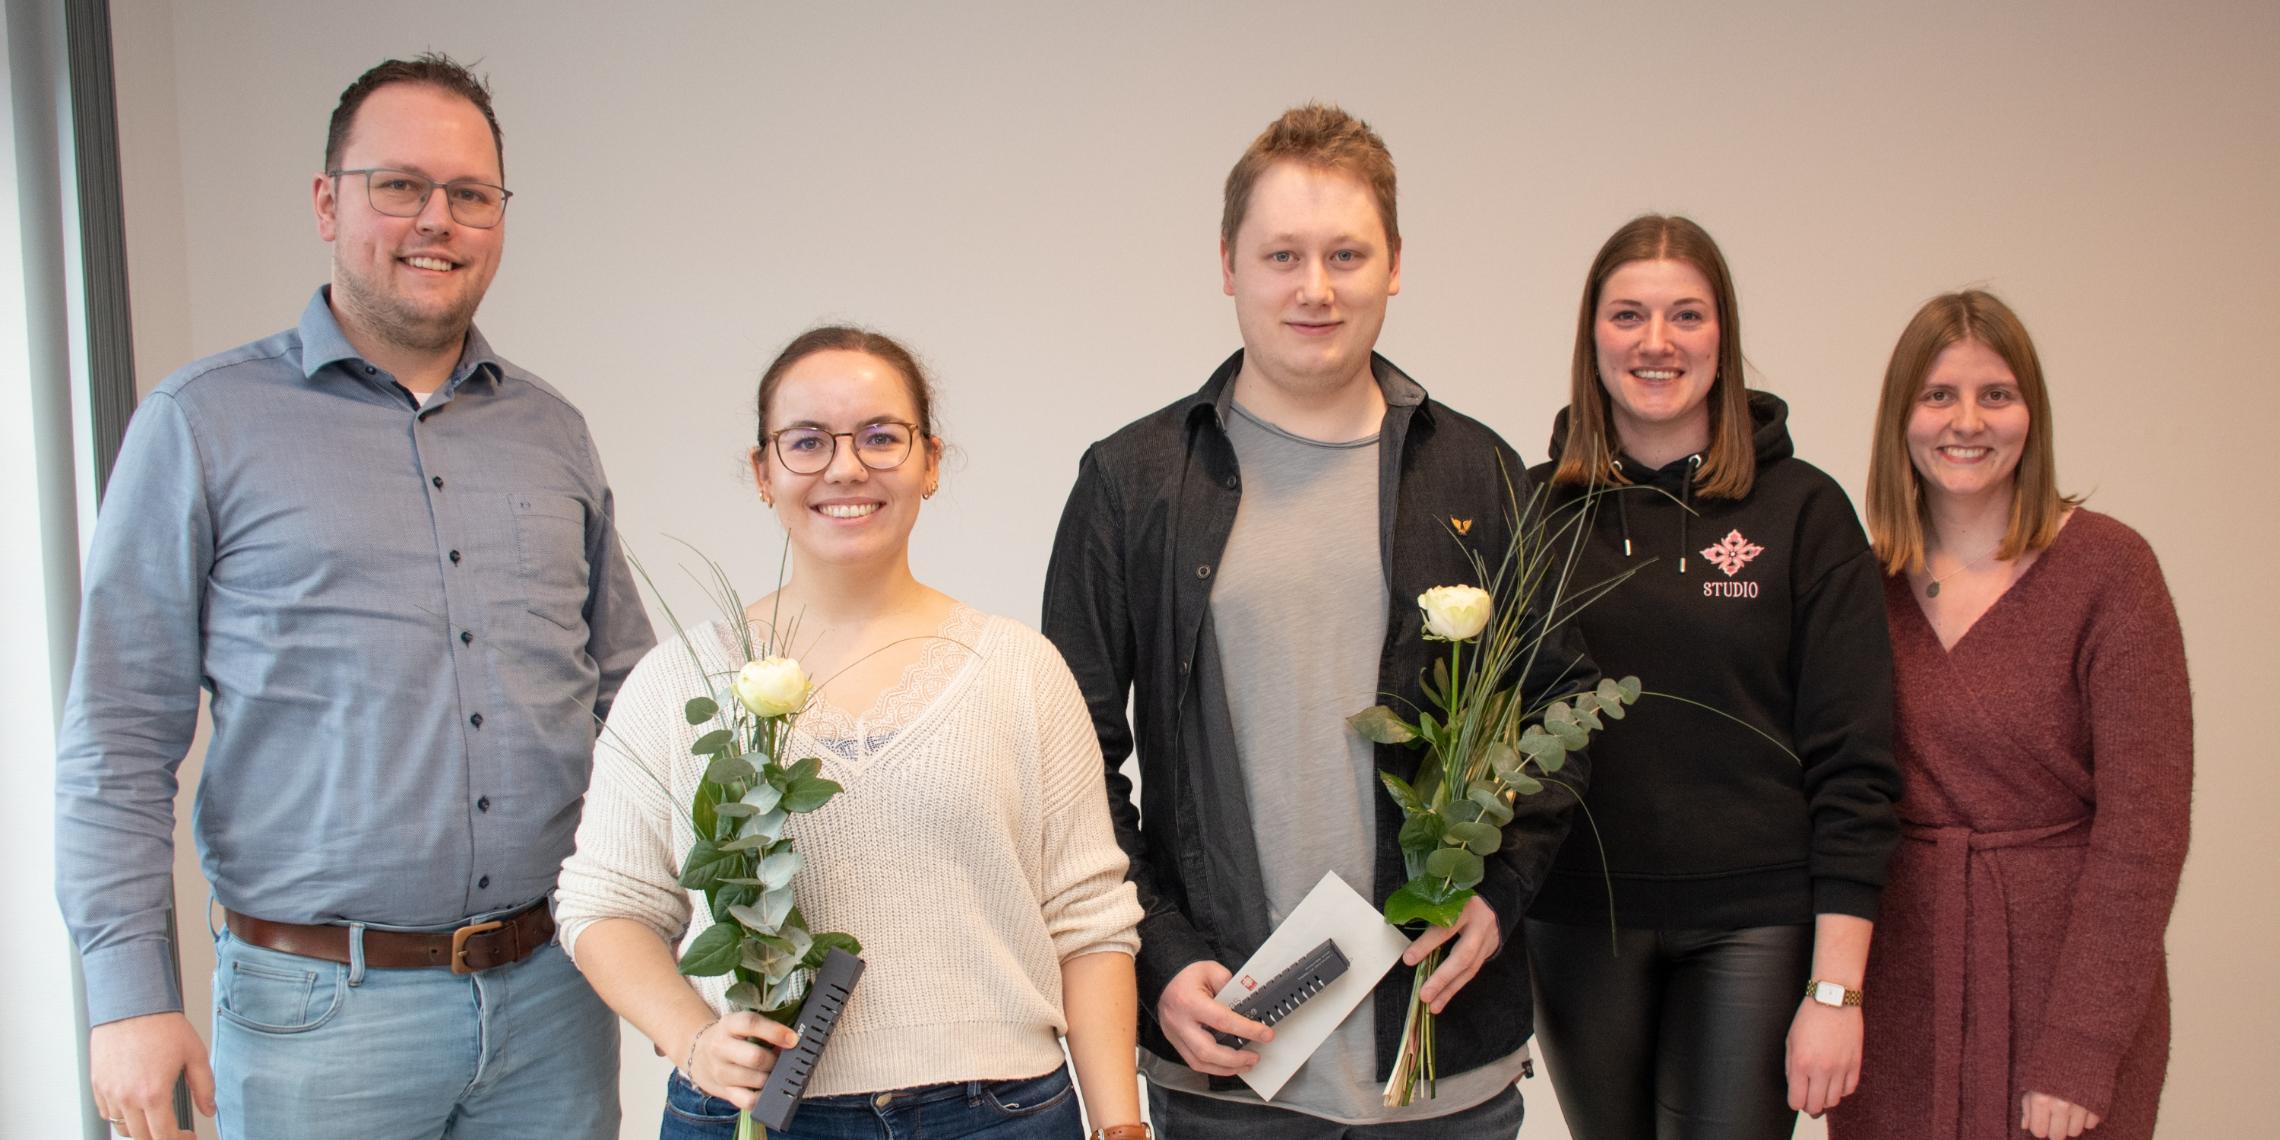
[1613,459,1635,556]
[1679,454,1701,573]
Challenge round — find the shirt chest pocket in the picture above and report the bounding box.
[509,493,592,630]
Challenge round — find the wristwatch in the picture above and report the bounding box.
[1089,1126,1152,1140]
[1805,979,1865,1008]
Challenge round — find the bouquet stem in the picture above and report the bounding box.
[738,1107,761,1139]
[1381,948,1444,1107]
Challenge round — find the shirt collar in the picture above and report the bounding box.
[295,285,505,391]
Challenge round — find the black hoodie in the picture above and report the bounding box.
[1527,390,1900,928]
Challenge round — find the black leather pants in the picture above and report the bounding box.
[1525,919,1812,1140]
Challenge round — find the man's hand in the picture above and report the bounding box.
[89,1012,214,1140]
[1155,959,1272,1076]
[1784,1000,1862,1117]
[1405,895,1501,1014]
[2021,1091,2103,1138]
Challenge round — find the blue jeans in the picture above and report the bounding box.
[209,927,618,1139]
[1146,1083,1524,1139]
[661,1066,1083,1139]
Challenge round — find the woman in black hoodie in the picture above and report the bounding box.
[1523,215,1901,1139]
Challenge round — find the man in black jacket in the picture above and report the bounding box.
[1042,104,1597,1135]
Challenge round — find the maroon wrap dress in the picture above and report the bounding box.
[1831,510,2191,1140]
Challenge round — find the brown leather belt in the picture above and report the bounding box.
[225,900,554,975]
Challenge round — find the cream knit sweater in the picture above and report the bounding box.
[556,607,1142,1097]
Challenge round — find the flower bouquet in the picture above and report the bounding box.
[644,562,862,1140]
[1349,498,1640,1106]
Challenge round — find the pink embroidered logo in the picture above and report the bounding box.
[1699,530,1764,577]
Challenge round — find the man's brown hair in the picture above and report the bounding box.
[325,52,504,175]
[1220,103,1398,253]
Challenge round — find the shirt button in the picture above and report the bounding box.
[1180,658,1191,674]
[469,713,484,728]
[449,550,462,564]
[478,875,491,889]
[1225,475,1239,489]
[363,365,376,375]
[460,630,473,645]
[1195,564,1212,579]
[431,475,444,489]
[477,796,491,813]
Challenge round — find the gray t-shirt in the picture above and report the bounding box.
[1141,403,1523,1123]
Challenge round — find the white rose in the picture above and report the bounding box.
[1418,585,1492,642]
[734,656,811,719]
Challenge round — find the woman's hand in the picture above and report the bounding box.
[2021,1091,2102,1138]
[686,1011,801,1110]
[1784,999,1862,1117]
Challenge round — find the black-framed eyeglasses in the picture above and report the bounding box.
[328,168,513,228]
[765,421,919,475]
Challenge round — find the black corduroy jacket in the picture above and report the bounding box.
[1041,350,1598,1084]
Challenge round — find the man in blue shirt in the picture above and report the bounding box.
[54,54,652,1140]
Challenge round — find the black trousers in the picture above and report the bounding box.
[1525,919,1811,1140]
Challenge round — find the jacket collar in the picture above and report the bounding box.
[1183,349,1432,436]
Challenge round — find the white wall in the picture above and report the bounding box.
[96,2,2280,1136]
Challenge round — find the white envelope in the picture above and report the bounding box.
[1212,870,1413,1100]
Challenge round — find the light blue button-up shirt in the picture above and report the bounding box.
[55,288,654,1024]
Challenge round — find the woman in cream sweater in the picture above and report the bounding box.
[556,327,1147,1139]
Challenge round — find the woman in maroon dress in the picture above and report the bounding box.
[1833,291,2192,1140]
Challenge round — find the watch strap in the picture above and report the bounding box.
[1090,1125,1152,1140]
[1805,979,1865,1007]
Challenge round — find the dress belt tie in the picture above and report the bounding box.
[1902,818,2091,1140]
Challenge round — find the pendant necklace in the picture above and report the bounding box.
[1924,544,2001,598]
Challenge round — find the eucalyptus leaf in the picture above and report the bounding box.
[690,728,735,757]
[763,969,809,1012]
[740,779,785,815]
[1378,771,1425,815]
[757,850,805,890]
[1615,675,1643,703]
[742,808,788,844]
[685,696,720,726]
[1551,721,1589,750]
[1467,786,1515,827]
[1543,701,1577,728]
[720,833,772,853]
[1383,880,1470,927]
[723,980,763,1010]
[677,837,738,892]
[1444,798,1486,825]
[1425,846,1485,889]
[1519,728,1566,761]
[727,905,781,938]
[1445,820,1502,856]
[1484,740,1522,780]
[715,802,758,819]
[1397,812,1447,856]
[780,775,842,813]
[1507,772,1545,796]
[1575,706,1603,732]
[703,751,757,787]
[1536,747,1566,774]
[1349,706,1419,745]
[760,885,795,929]
[675,922,740,977]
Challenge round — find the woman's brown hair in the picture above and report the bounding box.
[1866,289,2077,574]
[1552,214,1755,499]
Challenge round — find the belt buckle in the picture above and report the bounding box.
[450,919,506,975]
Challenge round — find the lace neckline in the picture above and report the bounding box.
[793,604,988,766]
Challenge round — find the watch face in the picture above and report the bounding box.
[1814,981,1847,1007]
